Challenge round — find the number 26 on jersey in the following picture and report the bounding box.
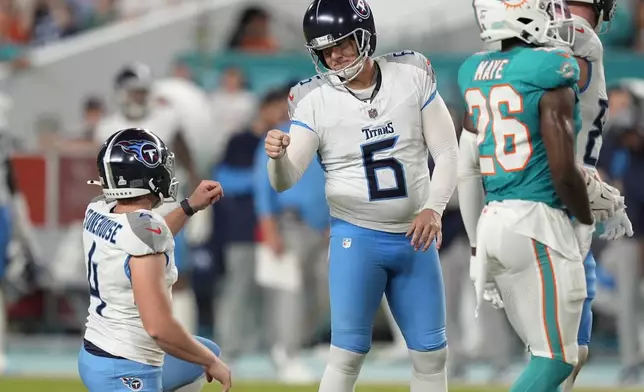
[465,86,533,175]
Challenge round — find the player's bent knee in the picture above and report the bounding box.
[409,347,447,375]
[331,332,372,354]
[327,345,367,375]
[406,329,447,352]
[162,337,221,391]
[194,336,221,357]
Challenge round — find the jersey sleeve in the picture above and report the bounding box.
[533,49,580,90]
[414,53,438,110]
[571,21,603,62]
[288,77,323,134]
[121,211,173,256]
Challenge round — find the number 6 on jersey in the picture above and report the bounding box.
[465,85,533,174]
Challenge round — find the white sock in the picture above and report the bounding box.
[409,348,448,392]
[562,345,589,392]
[318,345,366,392]
[172,289,197,335]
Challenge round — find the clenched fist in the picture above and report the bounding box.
[265,129,290,159]
[187,180,224,212]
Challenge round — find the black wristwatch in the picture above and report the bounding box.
[180,198,196,216]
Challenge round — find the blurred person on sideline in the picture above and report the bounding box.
[29,0,80,46]
[154,60,213,179]
[214,87,289,364]
[209,66,257,165]
[254,94,330,384]
[227,6,279,53]
[0,93,38,374]
[94,62,200,334]
[599,83,644,384]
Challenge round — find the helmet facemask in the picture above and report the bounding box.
[306,29,372,87]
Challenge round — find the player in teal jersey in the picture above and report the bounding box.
[457,0,597,391]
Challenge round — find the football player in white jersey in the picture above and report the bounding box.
[95,62,199,188]
[562,1,634,390]
[264,1,459,390]
[78,128,231,392]
[95,63,201,333]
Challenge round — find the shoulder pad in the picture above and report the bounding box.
[124,211,173,256]
[90,195,107,204]
[572,26,603,62]
[382,50,430,72]
[532,47,580,90]
[288,76,325,108]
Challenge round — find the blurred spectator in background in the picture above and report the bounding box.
[79,95,104,140]
[597,83,644,384]
[79,0,117,29]
[214,87,288,364]
[0,0,30,68]
[253,103,329,383]
[30,0,80,46]
[209,66,257,165]
[34,112,63,151]
[227,6,278,53]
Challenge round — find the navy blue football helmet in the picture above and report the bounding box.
[93,128,178,208]
[302,0,377,85]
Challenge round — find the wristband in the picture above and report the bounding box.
[180,198,196,216]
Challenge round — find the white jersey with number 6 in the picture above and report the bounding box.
[572,15,608,168]
[288,51,437,233]
[82,197,177,366]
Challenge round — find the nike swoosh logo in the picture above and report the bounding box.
[288,94,294,101]
[575,27,585,33]
[145,227,162,235]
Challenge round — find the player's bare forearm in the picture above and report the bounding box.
[539,87,593,225]
[131,254,217,367]
[164,206,190,236]
[151,319,219,367]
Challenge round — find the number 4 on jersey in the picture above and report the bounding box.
[465,85,533,174]
[87,240,107,316]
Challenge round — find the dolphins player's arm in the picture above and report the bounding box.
[267,123,319,192]
[539,87,593,225]
[457,113,484,257]
[573,56,590,92]
[421,92,459,216]
[130,253,221,367]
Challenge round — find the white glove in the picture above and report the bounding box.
[599,208,634,241]
[482,282,505,309]
[573,220,595,260]
[470,255,504,313]
[582,167,622,222]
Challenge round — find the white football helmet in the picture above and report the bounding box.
[474,0,575,47]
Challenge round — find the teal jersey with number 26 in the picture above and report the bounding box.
[458,46,581,209]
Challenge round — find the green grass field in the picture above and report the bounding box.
[0,379,642,392]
